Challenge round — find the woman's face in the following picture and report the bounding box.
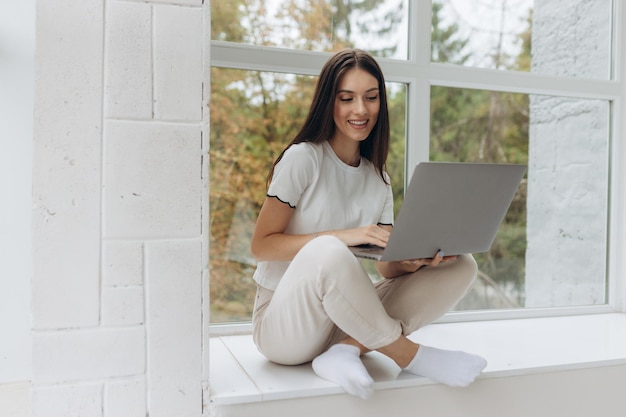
[332,68,380,145]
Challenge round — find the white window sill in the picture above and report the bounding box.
[209,312,626,405]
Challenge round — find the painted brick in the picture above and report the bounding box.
[102,286,144,326]
[153,4,202,121]
[103,240,144,287]
[150,0,202,5]
[104,378,146,417]
[32,383,103,417]
[32,327,145,384]
[531,0,610,79]
[105,0,152,119]
[146,240,202,417]
[526,0,610,307]
[103,120,201,238]
[32,0,104,329]
[0,382,30,417]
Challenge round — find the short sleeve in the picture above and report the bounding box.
[267,143,319,208]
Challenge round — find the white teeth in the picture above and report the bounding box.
[349,120,367,125]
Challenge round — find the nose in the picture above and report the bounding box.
[354,97,367,115]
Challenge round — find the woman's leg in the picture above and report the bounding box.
[337,255,486,387]
[253,235,402,365]
[376,334,487,387]
[309,251,485,393]
[327,254,478,346]
[255,237,484,397]
[254,235,404,399]
[375,254,478,335]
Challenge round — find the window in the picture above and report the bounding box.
[432,87,610,311]
[210,0,619,325]
[432,0,612,79]
[211,0,409,59]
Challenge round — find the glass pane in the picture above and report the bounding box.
[431,86,609,310]
[432,0,612,79]
[211,0,409,59]
[209,68,308,323]
[210,67,407,323]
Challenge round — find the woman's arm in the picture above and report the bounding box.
[250,196,392,262]
[250,197,309,262]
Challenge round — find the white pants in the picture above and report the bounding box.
[252,235,477,365]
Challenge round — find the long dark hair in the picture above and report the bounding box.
[266,48,391,187]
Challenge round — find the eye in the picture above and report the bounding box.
[339,97,353,102]
[366,95,378,101]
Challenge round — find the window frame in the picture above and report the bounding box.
[208,0,626,333]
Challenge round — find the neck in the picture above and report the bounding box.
[328,138,361,167]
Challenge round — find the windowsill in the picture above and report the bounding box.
[209,312,626,405]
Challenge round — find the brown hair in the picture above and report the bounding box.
[266,48,390,187]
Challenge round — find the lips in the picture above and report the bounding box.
[348,120,368,128]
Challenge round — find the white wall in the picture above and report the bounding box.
[0,0,35,384]
[30,1,207,416]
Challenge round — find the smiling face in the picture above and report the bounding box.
[331,68,380,148]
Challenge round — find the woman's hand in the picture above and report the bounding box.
[377,250,458,278]
[334,224,390,248]
[399,250,458,270]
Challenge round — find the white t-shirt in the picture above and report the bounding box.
[252,141,394,290]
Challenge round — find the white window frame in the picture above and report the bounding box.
[208,0,626,334]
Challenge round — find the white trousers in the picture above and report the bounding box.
[252,235,477,365]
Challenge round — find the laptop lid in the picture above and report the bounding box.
[351,162,526,262]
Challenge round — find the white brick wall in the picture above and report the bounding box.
[32,327,146,383]
[31,0,207,416]
[153,5,203,121]
[146,240,203,416]
[530,0,611,79]
[103,120,201,237]
[525,0,610,307]
[105,1,153,119]
[103,240,144,286]
[32,384,103,417]
[102,286,144,325]
[0,383,31,417]
[104,378,147,417]
[32,0,104,330]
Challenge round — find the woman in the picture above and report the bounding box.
[250,49,486,399]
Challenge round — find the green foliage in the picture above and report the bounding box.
[386,85,407,214]
[431,1,471,64]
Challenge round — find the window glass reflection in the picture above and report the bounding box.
[430,86,609,310]
[432,0,612,79]
[211,0,409,59]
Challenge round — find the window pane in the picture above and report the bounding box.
[211,0,409,59]
[432,0,612,79]
[431,86,609,310]
[209,67,407,323]
[209,68,309,323]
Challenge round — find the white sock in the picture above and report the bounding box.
[312,344,374,399]
[403,344,487,387]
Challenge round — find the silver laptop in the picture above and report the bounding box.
[350,162,526,261]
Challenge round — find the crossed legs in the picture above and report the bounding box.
[253,236,486,399]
